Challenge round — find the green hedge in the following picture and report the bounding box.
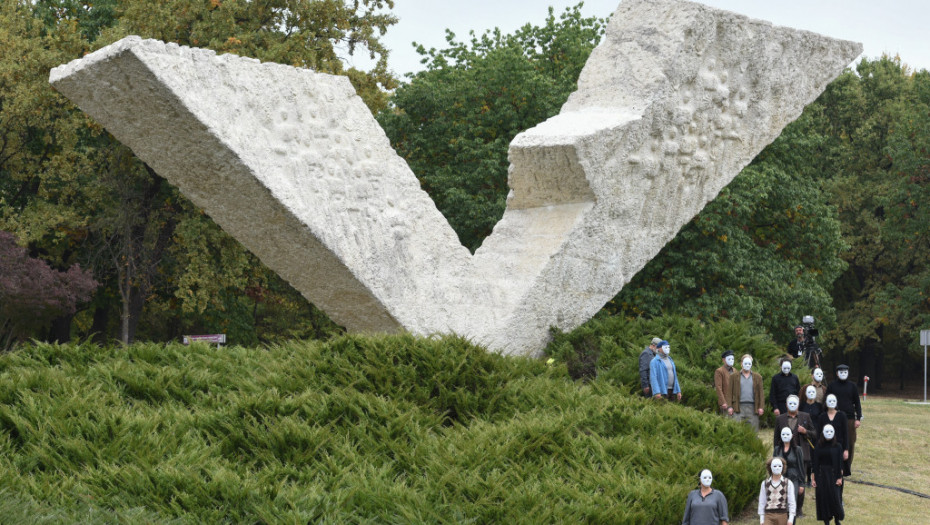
[0,328,767,523]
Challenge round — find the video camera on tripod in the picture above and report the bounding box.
[798,315,823,369]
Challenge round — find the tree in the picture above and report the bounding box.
[820,57,930,388]
[1,0,397,344]
[378,4,605,251]
[0,231,97,351]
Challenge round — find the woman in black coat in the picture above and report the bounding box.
[818,394,850,476]
[812,424,845,524]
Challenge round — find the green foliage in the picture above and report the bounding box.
[546,314,785,415]
[809,56,930,382]
[378,4,605,251]
[0,335,765,523]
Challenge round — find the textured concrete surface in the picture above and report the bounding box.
[50,0,861,355]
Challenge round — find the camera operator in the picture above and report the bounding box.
[789,317,823,370]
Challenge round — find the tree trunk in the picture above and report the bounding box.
[47,314,73,344]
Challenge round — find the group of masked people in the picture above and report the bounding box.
[702,349,863,525]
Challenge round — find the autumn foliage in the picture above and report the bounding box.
[0,231,97,351]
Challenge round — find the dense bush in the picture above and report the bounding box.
[0,332,766,523]
[546,315,787,415]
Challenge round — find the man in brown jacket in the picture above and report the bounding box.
[714,350,735,415]
[728,354,765,431]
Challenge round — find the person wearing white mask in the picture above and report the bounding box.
[826,364,862,475]
[774,426,807,520]
[757,457,796,525]
[802,368,827,404]
[773,394,816,512]
[715,350,736,416]
[799,385,824,422]
[817,394,850,476]
[649,340,682,401]
[682,469,730,525]
[811,424,845,524]
[728,354,764,431]
[770,358,801,416]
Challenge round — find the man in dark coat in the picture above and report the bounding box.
[770,357,801,416]
[827,363,863,473]
[638,337,661,397]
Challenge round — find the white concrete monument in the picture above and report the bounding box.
[50,0,861,355]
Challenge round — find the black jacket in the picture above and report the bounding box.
[769,373,801,413]
[826,380,862,421]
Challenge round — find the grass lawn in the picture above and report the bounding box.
[730,397,930,524]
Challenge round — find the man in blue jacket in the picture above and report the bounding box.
[650,340,682,401]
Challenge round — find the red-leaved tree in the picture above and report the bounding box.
[0,231,98,351]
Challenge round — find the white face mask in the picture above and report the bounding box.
[823,425,835,440]
[700,469,713,487]
[742,358,752,371]
[725,355,735,367]
[771,459,784,476]
[826,395,838,408]
[813,369,824,382]
[661,345,671,356]
[786,396,799,412]
[806,386,817,400]
[781,362,792,374]
[837,370,849,380]
[781,427,793,443]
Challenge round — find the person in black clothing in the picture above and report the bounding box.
[818,394,850,476]
[770,358,801,416]
[787,325,805,359]
[800,385,824,421]
[812,424,845,525]
[826,364,862,474]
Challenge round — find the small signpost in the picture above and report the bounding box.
[183,334,226,347]
[921,330,930,403]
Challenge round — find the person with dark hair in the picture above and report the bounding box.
[714,350,736,416]
[650,340,681,401]
[639,337,661,397]
[826,364,862,474]
[811,424,845,524]
[682,469,730,525]
[757,457,797,525]
[787,325,805,360]
[770,358,801,416]
[817,394,850,477]
[799,386,824,422]
[774,427,807,520]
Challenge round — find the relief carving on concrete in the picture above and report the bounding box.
[50,0,861,355]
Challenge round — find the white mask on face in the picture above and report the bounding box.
[813,369,824,382]
[771,459,784,476]
[823,424,835,440]
[725,355,735,367]
[700,469,713,487]
[781,427,793,443]
[837,370,849,381]
[786,396,799,412]
[826,394,838,408]
[781,362,792,374]
[806,386,817,401]
[661,344,671,355]
[742,358,753,371]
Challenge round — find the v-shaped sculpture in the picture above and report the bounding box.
[51,0,860,355]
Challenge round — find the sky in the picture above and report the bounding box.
[345,0,930,78]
